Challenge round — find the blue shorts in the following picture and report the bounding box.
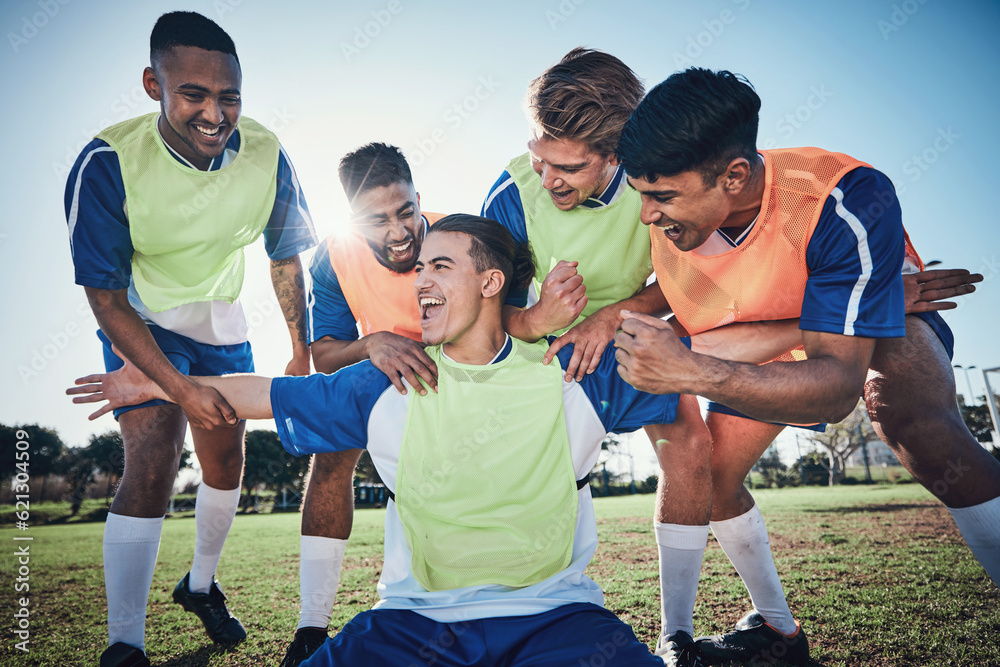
[302,603,663,667]
[707,312,955,428]
[97,325,254,419]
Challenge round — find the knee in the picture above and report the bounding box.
[311,451,361,485]
[867,397,959,451]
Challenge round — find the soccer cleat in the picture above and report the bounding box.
[279,626,329,667]
[655,630,705,666]
[694,610,808,665]
[172,572,247,645]
[100,642,150,667]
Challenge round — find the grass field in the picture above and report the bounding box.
[1,484,997,666]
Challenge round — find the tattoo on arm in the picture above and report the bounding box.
[270,257,308,346]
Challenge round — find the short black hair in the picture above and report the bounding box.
[150,11,239,67]
[428,215,534,300]
[617,68,761,186]
[338,143,414,204]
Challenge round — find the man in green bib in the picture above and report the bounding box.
[482,48,718,664]
[71,214,689,666]
[64,12,316,667]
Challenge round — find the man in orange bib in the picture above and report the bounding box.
[614,68,998,665]
[282,143,444,667]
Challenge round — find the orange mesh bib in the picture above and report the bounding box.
[328,212,445,340]
[653,147,922,343]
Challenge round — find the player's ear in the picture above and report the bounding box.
[723,157,753,194]
[143,67,162,102]
[481,269,505,299]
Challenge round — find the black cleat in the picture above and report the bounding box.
[100,642,150,667]
[172,572,247,645]
[655,630,705,666]
[279,626,329,667]
[694,610,808,665]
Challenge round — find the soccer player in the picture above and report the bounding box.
[71,215,691,667]
[283,143,444,666]
[613,67,1000,665]
[482,53,724,665]
[64,12,316,667]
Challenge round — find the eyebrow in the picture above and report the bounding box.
[529,150,589,171]
[355,200,416,222]
[627,180,679,197]
[176,83,241,95]
[416,255,454,268]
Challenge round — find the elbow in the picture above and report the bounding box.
[824,388,862,423]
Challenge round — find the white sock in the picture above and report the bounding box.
[104,513,164,651]
[948,495,1000,587]
[710,505,797,636]
[189,483,241,594]
[655,522,709,639]
[298,535,347,630]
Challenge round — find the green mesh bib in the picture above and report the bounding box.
[395,338,578,591]
[97,113,279,312]
[507,153,653,334]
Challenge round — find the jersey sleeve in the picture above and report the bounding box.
[270,362,393,456]
[262,145,319,261]
[482,170,530,308]
[801,167,906,338]
[561,338,685,433]
[64,139,134,290]
[307,239,360,343]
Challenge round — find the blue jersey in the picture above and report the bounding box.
[270,338,680,622]
[481,164,628,309]
[306,216,430,344]
[65,120,317,346]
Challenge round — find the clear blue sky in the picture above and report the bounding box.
[2,0,998,468]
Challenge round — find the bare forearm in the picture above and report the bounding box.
[690,319,802,364]
[271,256,310,353]
[310,337,371,374]
[605,282,670,329]
[680,352,864,423]
[145,374,274,420]
[84,287,191,398]
[503,304,546,342]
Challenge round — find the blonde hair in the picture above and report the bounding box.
[525,47,644,157]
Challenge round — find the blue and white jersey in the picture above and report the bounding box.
[65,117,317,346]
[271,337,680,622]
[693,166,909,338]
[481,164,629,309]
[306,216,430,345]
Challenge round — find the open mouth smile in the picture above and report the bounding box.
[387,239,414,262]
[419,296,445,321]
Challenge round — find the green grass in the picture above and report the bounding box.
[1,484,996,666]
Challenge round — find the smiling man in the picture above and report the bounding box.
[614,67,999,665]
[70,215,683,667]
[282,144,444,667]
[64,12,316,667]
[482,48,723,665]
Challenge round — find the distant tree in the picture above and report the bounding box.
[806,400,877,486]
[241,430,309,511]
[354,451,384,486]
[958,396,996,444]
[86,431,124,504]
[789,452,830,486]
[57,447,97,516]
[0,423,67,501]
[755,445,793,488]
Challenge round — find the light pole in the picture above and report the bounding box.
[981,367,1000,447]
[953,364,978,406]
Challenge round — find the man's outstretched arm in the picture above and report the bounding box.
[69,355,273,422]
